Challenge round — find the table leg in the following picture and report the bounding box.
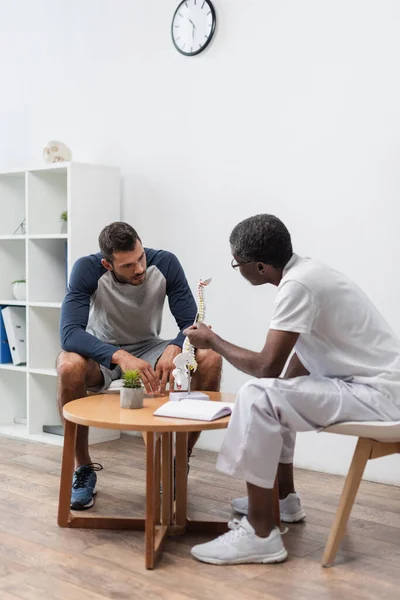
[58,420,77,527]
[162,432,173,526]
[154,435,161,525]
[175,431,188,529]
[145,431,156,569]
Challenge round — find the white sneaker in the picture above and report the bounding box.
[231,492,306,523]
[191,517,288,565]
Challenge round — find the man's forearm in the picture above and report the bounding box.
[210,335,281,379]
[62,326,119,369]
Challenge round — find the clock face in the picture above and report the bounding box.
[171,0,216,57]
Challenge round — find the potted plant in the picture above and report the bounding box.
[120,369,144,409]
[12,279,26,301]
[60,210,68,234]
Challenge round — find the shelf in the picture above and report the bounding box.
[29,302,61,308]
[0,299,26,306]
[28,373,60,435]
[0,369,26,427]
[0,423,63,446]
[0,423,28,438]
[28,238,67,303]
[0,239,26,300]
[28,234,68,240]
[0,364,27,372]
[0,172,25,236]
[29,368,57,377]
[28,307,61,371]
[27,170,67,236]
[0,169,26,176]
[28,164,69,174]
[0,162,121,446]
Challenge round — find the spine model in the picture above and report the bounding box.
[172,278,212,390]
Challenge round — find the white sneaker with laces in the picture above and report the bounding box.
[191,517,288,565]
[231,492,306,523]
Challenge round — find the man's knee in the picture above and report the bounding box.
[56,351,87,381]
[196,349,222,374]
[237,378,270,406]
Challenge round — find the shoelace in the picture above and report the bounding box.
[217,519,248,545]
[72,463,103,490]
[221,520,285,543]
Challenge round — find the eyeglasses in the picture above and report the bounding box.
[231,258,253,270]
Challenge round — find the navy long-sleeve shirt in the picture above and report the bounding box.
[60,248,197,369]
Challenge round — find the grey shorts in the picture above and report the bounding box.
[87,338,172,394]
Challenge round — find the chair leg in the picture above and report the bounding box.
[322,437,373,567]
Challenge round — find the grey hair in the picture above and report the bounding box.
[230,214,292,269]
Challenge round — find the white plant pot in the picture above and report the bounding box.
[12,281,26,301]
[120,387,144,409]
[60,220,67,234]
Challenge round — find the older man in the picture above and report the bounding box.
[185,213,400,565]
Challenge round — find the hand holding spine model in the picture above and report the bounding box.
[172,278,212,390]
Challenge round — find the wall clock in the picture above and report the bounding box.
[171,0,216,57]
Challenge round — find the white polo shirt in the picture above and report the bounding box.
[270,253,400,399]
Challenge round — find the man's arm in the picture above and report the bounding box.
[60,256,120,368]
[163,252,197,348]
[184,323,299,379]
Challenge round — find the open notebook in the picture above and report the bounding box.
[153,399,234,422]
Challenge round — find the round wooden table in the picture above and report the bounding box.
[58,391,235,569]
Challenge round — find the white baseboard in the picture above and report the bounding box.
[88,427,121,445]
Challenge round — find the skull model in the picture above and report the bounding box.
[43,141,72,164]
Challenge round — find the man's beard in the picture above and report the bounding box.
[111,270,146,286]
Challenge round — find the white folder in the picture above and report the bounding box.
[2,306,26,366]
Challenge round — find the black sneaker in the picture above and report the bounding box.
[70,463,103,510]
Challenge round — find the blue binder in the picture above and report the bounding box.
[0,306,12,364]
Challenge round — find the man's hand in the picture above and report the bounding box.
[155,344,182,395]
[112,349,159,394]
[183,322,216,349]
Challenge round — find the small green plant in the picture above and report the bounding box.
[122,369,143,389]
[60,210,68,222]
[12,279,26,284]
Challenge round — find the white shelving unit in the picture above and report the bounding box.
[0,162,121,445]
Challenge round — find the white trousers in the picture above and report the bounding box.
[216,376,400,489]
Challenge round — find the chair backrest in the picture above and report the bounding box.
[323,420,400,443]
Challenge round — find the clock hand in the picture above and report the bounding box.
[188,18,196,28]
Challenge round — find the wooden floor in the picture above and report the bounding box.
[0,435,399,600]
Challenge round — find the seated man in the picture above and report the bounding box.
[184,213,400,565]
[57,221,222,510]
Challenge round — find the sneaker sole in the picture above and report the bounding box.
[191,548,288,565]
[231,504,248,516]
[280,509,306,523]
[70,486,97,511]
[231,504,306,524]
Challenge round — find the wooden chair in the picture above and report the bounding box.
[321,420,400,567]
